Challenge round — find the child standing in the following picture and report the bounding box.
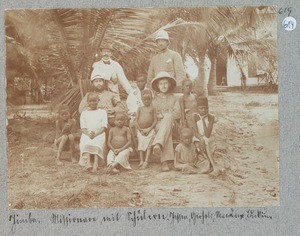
[79,92,108,173]
[179,79,198,129]
[126,74,152,150]
[193,97,220,176]
[135,90,157,169]
[55,105,76,165]
[107,112,132,174]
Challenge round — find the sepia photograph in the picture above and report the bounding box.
[5,6,279,209]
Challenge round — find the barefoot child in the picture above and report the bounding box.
[179,79,197,129]
[135,90,157,169]
[126,74,153,150]
[193,97,220,176]
[55,105,76,165]
[174,128,211,174]
[107,112,132,174]
[79,92,108,173]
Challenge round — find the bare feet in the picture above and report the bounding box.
[209,168,221,177]
[92,166,98,173]
[153,144,162,157]
[112,168,120,174]
[161,161,170,172]
[138,161,144,167]
[141,162,148,170]
[55,159,63,166]
[106,165,113,174]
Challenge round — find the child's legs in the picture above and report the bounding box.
[68,134,75,156]
[84,153,92,169]
[139,151,144,165]
[144,148,151,163]
[129,121,137,149]
[56,135,68,160]
[92,155,102,172]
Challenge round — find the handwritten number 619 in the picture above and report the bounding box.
[278,7,292,16]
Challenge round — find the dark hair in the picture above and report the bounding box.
[87,92,99,101]
[181,127,193,136]
[196,96,208,107]
[114,111,127,120]
[182,78,193,87]
[141,89,152,97]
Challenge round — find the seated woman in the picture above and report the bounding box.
[150,71,180,172]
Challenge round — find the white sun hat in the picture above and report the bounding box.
[155,29,170,42]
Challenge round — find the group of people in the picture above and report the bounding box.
[54,30,220,176]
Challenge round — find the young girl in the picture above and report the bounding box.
[179,79,198,129]
[78,72,123,127]
[107,112,132,174]
[135,90,157,169]
[193,97,220,176]
[174,128,211,174]
[55,105,76,165]
[79,92,108,173]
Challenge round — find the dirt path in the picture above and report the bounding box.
[7,91,279,209]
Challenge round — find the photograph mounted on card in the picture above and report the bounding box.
[5,6,279,210]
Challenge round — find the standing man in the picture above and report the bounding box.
[147,30,186,89]
[91,43,132,98]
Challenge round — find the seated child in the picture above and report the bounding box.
[79,92,108,173]
[192,96,220,176]
[179,79,198,129]
[135,90,157,169]
[174,128,210,174]
[107,112,132,174]
[54,104,76,165]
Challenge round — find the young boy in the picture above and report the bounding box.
[174,128,211,174]
[107,112,132,174]
[55,104,76,165]
[126,74,152,150]
[179,79,198,129]
[135,90,157,169]
[193,97,220,176]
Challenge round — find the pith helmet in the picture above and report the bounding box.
[151,71,177,93]
[155,30,170,42]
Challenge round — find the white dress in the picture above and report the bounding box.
[79,109,108,166]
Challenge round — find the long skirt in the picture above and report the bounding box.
[78,133,105,167]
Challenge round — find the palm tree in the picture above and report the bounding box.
[206,6,277,94]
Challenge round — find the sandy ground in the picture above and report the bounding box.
[7,91,279,209]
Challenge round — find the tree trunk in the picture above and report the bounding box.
[208,57,217,95]
[194,52,207,98]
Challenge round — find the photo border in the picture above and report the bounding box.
[1,0,299,235]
